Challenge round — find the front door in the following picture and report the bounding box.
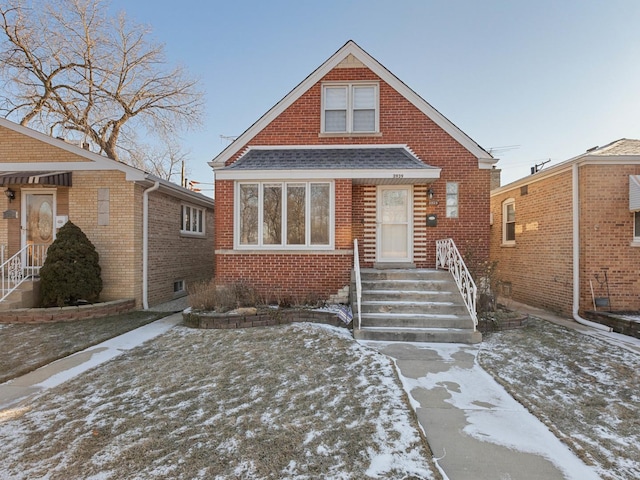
[21,190,56,270]
[377,185,412,263]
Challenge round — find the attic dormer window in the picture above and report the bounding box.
[322,83,378,134]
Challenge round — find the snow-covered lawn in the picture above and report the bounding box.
[479,318,640,480]
[0,323,436,479]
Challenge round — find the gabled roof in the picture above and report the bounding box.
[0,117,214,207]
[209,40,494,169]
[492,138,640,195]
[585,139,640,156]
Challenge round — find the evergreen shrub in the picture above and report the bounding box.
[40,221,102,307]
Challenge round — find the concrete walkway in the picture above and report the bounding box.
[364,340,601,480]
[0,312,182,410]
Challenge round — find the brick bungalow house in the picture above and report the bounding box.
[490,139,640,332]
[210,40,496,311]
[0,117,214,310]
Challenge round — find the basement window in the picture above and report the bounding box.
[174,280,185,294]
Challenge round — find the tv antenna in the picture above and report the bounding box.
[487,145,520,156]
[531,159,551,174]
[220,134,238,145]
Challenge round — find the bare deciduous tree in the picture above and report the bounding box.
[0,0,204,178]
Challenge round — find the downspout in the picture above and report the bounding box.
[143,181,160,310]
[572,164,612,331]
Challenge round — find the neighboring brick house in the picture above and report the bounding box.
[490,139,640,318]
[0,117,214,309]
[210,41,495,302]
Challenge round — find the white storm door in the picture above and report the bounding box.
[377,185,412,263]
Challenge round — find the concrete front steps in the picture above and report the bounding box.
[353,268,481,344]
[0,278,40,311]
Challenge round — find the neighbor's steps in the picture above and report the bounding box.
[0,278,39,311]
[353,268,481,344]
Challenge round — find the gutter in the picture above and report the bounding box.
[572,164,612,332]
[142,181,160,310]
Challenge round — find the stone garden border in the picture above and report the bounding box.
[0,299,136,324]
[183,308,350,330]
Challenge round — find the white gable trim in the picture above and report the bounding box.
[209,41,494,169]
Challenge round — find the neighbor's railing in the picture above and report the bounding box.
[1,244,48,302]
[435,238,478,330]
[353,238,362,330]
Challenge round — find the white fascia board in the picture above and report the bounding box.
[209,41,493,168]
[478,157,499,169]
[215,168,441,181]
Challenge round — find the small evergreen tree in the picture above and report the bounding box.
[40,221,102,307]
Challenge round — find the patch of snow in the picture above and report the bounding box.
[393,343,601,480]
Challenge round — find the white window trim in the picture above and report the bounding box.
[181,204,206,236]
[632,211,640,246]
[445,182,459,219]
[234,180,335,250]
[321,82,379,134]
[502,198,516,245]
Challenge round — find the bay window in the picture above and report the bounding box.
[237,181,333,248]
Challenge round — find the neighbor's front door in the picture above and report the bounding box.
[376,185,412,263]
[21,190,56,269]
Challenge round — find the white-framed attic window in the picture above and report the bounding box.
[322,83,379,134]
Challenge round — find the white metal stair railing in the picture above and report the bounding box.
[353,238,362,330]
[435,238,478,329]
[1,244,48,303]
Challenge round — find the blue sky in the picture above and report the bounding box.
[108,0,640,194]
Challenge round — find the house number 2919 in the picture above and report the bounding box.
[393,174,404,178]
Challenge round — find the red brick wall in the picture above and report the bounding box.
[215,252,352,303]
[490,163,640,316]
[215,66,490,299]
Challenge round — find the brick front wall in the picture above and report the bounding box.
[490,163,640,316]
[216,66,491,299]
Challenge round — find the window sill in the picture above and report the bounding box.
[180,232,206,238]
[217,248,349,255]
[630,241,640,247]
[501,243,516,248]
[319,132,382,138]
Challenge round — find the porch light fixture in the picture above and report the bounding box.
[4,188,15,202]
[427,186,434,199]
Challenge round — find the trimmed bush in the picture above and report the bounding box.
[40,221,102,307]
